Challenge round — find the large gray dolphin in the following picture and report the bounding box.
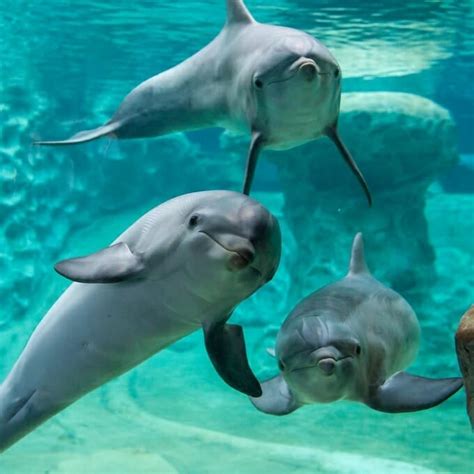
[35,0,371,204]
[251,233,462,415]
[0,190,281,452]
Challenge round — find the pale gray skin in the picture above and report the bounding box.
[0,191,281,453]
[35,0,371,204]
[251,233,462,416]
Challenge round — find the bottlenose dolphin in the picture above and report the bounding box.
[0,191,281,452]
[35,0,371,204]
[251,233,462,415]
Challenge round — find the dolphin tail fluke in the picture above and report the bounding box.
[325,126,372,207]
[34,121,120,146]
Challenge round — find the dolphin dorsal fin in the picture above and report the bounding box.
[348,232,370,276]
[226,0,254,25]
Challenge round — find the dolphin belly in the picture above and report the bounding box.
[0,282,194,452]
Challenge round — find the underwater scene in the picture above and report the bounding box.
[1,0,473,472]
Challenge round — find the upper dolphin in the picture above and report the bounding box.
[0,190,281,452]
[35,0,372,205]
[251,233,462,415]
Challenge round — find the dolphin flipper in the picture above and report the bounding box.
[325,126,372,207]
[367,371,463,413]
[203,321,262,397]
[250,374,301,415]
[35,122,120,146]
[55,242,145,283]
[242,131,265,195]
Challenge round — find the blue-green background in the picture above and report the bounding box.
[1,1,473,472]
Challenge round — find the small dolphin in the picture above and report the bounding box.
[0,191,281,452]
[251,233,462,415]
[35,0,371,204]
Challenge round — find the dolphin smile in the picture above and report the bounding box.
[289,355,352,373]
[266,59,322,86]
[199,231,261,276]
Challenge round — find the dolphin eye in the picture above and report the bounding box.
[355,344,361,356]
[278,360,285,371]
[334,68,340,78]
[254,78,264,89]
[188,214,200,228]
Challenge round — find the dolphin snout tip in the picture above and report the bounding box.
[228,246,255,271]
[318,358,336,376]
[299,61,318,82]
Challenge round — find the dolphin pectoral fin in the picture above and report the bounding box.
[325,126,372,207]
[242,131,265,195]
[34,122,120,146]
[203,322,262,397]
[250,374,301,416]
[366,371,463,413]
[54,242,145,283]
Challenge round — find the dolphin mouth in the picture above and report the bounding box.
[266,58,330,86]
[289,355,352,373]
[199,231,262,276]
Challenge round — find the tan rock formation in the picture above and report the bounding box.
[456,305,474,430]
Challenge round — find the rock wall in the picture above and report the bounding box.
[456,305,474,428]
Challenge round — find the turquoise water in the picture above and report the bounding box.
[1,0,473,472]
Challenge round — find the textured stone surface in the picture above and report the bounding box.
[456,305,474,429]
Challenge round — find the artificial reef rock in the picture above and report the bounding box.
[456,305,474,429]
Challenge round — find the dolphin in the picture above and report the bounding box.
[0,190,281,452]
[251,233,462,415]
[35,0,371,204]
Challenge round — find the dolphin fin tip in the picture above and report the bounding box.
[34,122,119,147]
[349,232,370,275]
[226,0,254,25]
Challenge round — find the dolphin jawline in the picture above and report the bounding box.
[288,355,353,373]
[198,231,262,276]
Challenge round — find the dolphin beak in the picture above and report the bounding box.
[299,61,318,82]
[199,231,257,272]
[228,246,255,271]
[318,358,336,376]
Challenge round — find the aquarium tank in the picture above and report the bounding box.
[0,0,473,472]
